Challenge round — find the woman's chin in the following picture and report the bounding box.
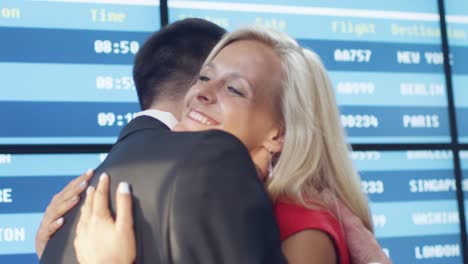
[172,121,213,132]
[172,123,187,132]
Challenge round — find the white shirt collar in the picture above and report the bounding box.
[134,109,178,129]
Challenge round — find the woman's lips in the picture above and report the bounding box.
[187,110,219,126]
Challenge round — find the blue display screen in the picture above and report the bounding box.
[461,151,468,235]
[0,0,160,144]
[446,0,468,143]
[0,151,462,263]
[0,153,105,263]
[353,150,461,263]
[169,0,451,144]
[1,1,467,264]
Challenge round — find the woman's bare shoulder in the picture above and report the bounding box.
[282,228,337,264]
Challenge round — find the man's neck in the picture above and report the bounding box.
[136,107,179,129]
[149,101,181,120]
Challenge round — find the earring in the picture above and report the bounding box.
[268,151,273,178]
[262,146,274,178]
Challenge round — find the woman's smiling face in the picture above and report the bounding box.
[176,39,284,151]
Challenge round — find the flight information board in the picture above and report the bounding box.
[0,153,104,263]
[0,151,461,263]
[353,150,462,263]
[0,0,160,145]
[446,0,468,143]
[168,0,451,143]
[461,151,468,235]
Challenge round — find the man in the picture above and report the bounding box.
[40,18,286,263]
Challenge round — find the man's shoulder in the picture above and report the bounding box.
[173,130,256,182]
[135,128,246,153]
[176,129,249,160]
[108,127,248,166]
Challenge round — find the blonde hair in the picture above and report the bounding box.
[203,27,373,231]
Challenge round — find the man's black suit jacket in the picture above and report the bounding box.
[41,116,286,263]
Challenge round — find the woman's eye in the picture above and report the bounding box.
[199,75,210,82]
[227,86,244,96]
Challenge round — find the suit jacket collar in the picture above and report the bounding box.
[116,116,170,143]
[134,109,178,129]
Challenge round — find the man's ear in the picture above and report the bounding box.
[262,125,284,154]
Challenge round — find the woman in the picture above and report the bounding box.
[37,27,377,263]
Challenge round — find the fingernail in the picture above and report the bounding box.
[118,182,130,194]
[56,217,64,225]
[86,168,93,175]
[99,173,108,181]
[86,186,94,194]
[79,180,87,189]
[70,195,78,202]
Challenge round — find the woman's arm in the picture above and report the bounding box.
[35,169,94,259]
[322,190,392,264]
[282,230,337,264]
[74,173,136,264]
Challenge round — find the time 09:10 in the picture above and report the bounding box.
[97,112,135,127]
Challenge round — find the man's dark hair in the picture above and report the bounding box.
[133,18,226,110]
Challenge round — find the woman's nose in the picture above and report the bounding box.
[196,82,218,104]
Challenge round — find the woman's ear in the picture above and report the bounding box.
[262,125,284,154]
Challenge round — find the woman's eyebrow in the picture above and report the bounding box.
[205,62,253,93]
[204,62,216,71]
